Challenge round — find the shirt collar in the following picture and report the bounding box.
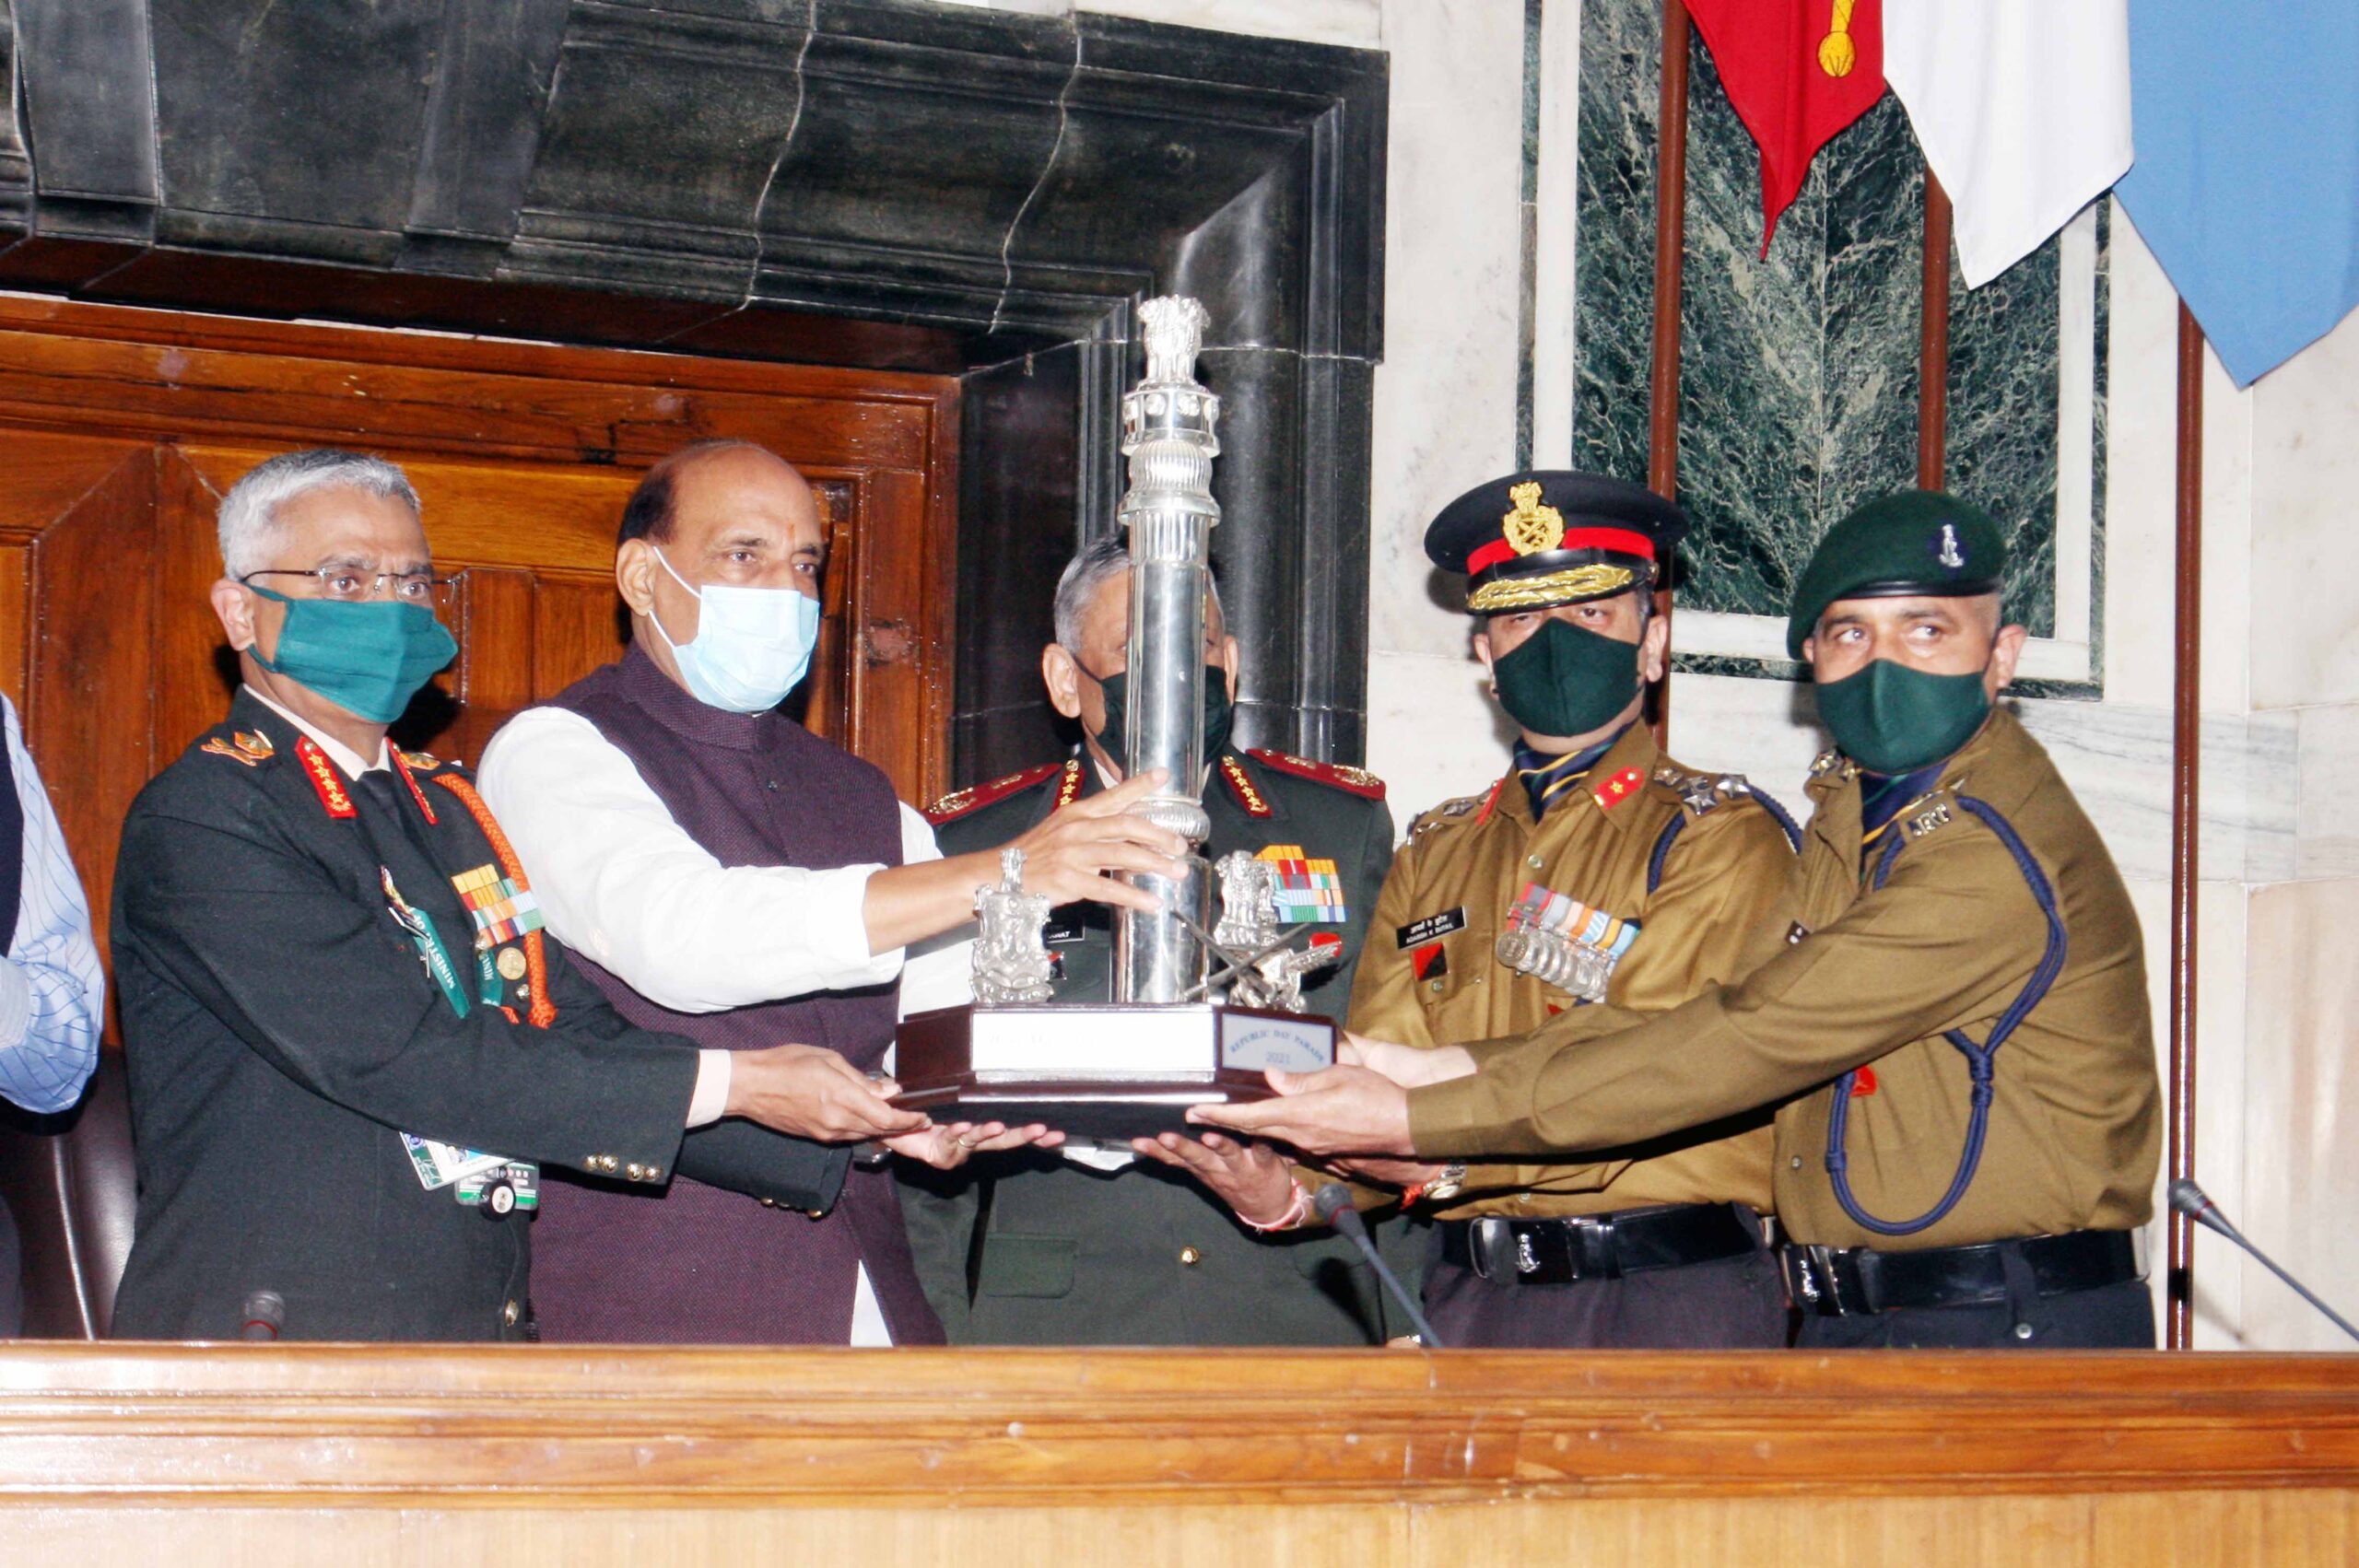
[241,684,389,778]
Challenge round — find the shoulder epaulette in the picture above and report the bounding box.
[1244,747,1386,801]
[1650,764,1754,817]
[1652,764,1804,851]
[1412,778,1503,836]
[199,728,277,769]
[1216,754,1273,818]
[924,760,1070,825]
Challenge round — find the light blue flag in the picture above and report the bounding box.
[2113,0,2359,386]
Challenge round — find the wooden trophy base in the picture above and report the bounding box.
[891,1001,1336,1139]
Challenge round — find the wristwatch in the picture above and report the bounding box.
[1409,1160,1468,1207]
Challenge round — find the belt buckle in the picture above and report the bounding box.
[1789,1244,1852,1316]
[1469,1216,1517,1282]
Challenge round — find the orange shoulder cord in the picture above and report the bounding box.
[428,773,557,1029]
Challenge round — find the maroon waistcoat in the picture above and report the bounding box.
[527,645,944,1344]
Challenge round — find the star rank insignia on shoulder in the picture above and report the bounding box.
[923,760,1071,825]
[201,730,276,768]
[1243,747,1386,801]
[1216,755,1273,818]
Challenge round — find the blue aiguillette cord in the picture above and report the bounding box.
[1823,796,2067,1237]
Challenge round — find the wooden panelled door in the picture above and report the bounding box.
[0,298,959,1003]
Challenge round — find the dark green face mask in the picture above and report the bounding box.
[1090,665,1233,771]
[248,586,459,724]
[1488,616,1642,740]
[1815,658,1991,775]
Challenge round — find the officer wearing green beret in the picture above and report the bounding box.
[1152,471,1802,1349]
[1200,489,2164,1350]
[898,537,1405,1346]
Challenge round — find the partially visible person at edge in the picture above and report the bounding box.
[479,443,1185,1344]
[898,535,1410,1346]
[1193,490,2163,1351]
[1143,473,1801,1349]
[0,689,105,1336]
[110,446,996,1340]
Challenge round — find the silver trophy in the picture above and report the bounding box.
[896,297,1338,1138]
[1113,295,1221,1006]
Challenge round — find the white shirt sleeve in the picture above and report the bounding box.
[895,808,976,1020]
[477,706,899,1014]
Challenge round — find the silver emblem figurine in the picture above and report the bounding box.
[1212,850,1280,954]
[1206,850,1329,1014]
[970,848,1054,1006]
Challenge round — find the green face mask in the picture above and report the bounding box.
[1090,665,1233,771]
[248,586,459,725]
[1814,658,1991,775]
[1488,616,1642,740]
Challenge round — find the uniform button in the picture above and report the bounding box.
[807,1209,826,1220]
[2013,1322,2036,1340]
[1179,1246,1203,1266]
[625,1163,645,1181]
[1790,1156,1804,1169]
[1526,854,1544,869]
[758,1198,779,1209]
[1428,978,1444,993]
[645,1166,662,1181]
[502,1300,520,1327]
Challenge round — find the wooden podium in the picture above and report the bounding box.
[0,1346,2353,1562]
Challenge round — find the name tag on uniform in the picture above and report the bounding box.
[1398,907,1468,949]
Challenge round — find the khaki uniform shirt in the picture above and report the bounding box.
[1408,708,2162,1251]
[1350,722,1795,1221]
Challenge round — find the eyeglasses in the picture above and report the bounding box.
[241,568,464,610]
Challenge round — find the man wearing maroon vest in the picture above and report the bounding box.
[480,441,1182,1344]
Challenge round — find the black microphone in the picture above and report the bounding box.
[2169,1179,2359,1345]
[1314,1183,1445,1349]
[239,1290,286,1341]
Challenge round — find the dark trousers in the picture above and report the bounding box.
[1422,1226,1790,1350]
[1798,1279,2154,1349]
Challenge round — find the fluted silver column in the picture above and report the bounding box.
[1112,297,1220,1005]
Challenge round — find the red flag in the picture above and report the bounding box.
[1684,0,1888,253]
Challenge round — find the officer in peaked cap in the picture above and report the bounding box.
[1205,487,2163,1352]
[1162,470,1803,1349]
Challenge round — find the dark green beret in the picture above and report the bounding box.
[1786,490,2006,658]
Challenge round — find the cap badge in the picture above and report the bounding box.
[1501,481,1567,556]
[1936,521,1966,570]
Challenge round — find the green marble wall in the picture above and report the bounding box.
[1569,0,2104,668]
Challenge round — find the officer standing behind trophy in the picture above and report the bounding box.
[111,448,976,1341]
[900,535,1402,1346]
[1146,472,1800,1349]
[1201,491,2163,1350]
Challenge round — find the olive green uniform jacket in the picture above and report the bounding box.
[1350,721,1796,1221]
[1408,709,2162,1251]
[900,747,1410,1344]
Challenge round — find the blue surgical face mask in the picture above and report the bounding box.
[647,547,821,714]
